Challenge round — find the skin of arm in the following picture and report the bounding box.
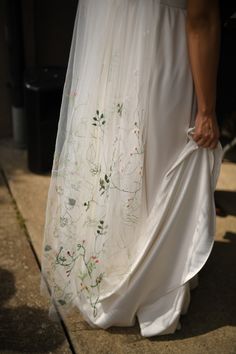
[186,0,221,149]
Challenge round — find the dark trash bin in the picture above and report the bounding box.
[24,66,66,174]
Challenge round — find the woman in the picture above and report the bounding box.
[40,0,223,336]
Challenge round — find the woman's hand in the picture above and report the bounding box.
[192,111,220,149]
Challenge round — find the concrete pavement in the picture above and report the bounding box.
[0,163,73,353]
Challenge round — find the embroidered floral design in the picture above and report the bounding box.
[99,173,111,195]
[42,93,146,318]
[92,109,106,128]
[117,103,123,116]
[52,217,107,317]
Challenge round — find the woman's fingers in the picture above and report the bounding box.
[192,132,219,148]
[192,111,220,149]
[208,140,219,149]
[193,132,210,145]
[194,138,218,148]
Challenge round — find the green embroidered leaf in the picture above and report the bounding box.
[92,123,97,126]
[96,110,99,115]
[101,113,104,118]
[68,198,76,206]
[79,272,87,281]
[99,179,105,191]
[58,299,66,305]
[44,244,52,251]
[93,117,97,121]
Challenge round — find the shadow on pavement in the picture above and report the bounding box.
[215,190,236,216]
[222,141,236,163]
[0,268,66,353]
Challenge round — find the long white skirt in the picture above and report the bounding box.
[40,0,223,336]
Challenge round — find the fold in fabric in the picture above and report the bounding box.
[40,0,223,336]
[73,131,222,334]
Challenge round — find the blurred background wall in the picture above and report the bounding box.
[0,0,11,138]
[0,0,78,139]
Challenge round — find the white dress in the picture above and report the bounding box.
[40,0,223,336]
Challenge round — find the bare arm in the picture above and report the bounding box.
[186,0,221,149]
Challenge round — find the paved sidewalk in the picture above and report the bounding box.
[0,169,73,353]
[0,137,236,354]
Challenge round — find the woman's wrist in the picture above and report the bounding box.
[197,107,217,119]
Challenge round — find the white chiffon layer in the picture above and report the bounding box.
[40,0,223,336]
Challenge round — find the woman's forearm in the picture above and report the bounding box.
[186,0,221,116]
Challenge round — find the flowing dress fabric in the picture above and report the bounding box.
[40,0,223,336]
